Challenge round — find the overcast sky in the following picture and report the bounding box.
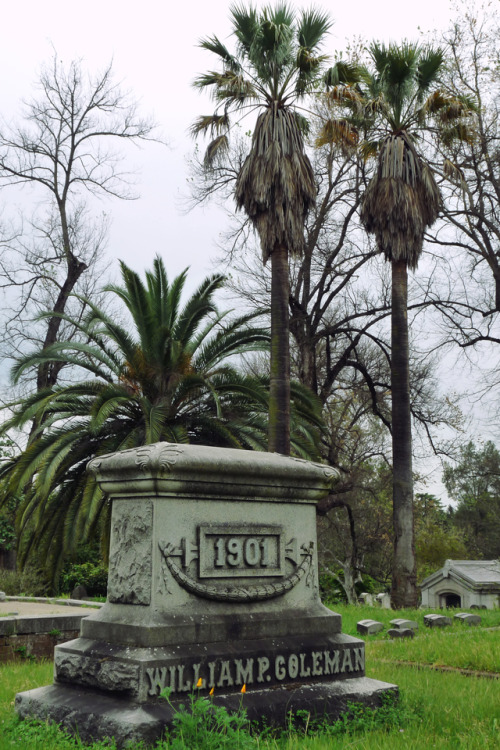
[0,0,466,287]
[0,0,488,498]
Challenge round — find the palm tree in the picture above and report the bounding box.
[192,3,333,455]
[0,257,322,588]
[321,42,474,607]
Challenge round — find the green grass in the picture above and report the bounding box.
[0,607,499,749]
[327,602,500,635]
[370,627,500,673]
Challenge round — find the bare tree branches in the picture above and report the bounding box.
[0,54,161,413]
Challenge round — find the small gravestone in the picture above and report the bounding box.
[0,591,6,601]
[356,619,384,635]
[375,592,391,609]
[71,584,88,601]
[390,618,418,632]
[424,614,452,628]
[358,592,374,606]
[470,604,487,610]
[15,442,396,747]
[387,628,414,639]
[455,612,481,625]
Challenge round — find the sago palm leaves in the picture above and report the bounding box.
[0,257,322,588]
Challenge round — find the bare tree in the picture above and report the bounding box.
[0,54,159,417]
[425,6,500,403]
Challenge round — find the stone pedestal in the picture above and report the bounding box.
[16,442,396,747]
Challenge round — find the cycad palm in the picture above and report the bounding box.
[322,42,474,607]
[193,2,333,454]
[0,258,286,587]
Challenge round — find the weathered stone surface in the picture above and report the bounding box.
[54,632,367,703]
[0,591,5,602]
[424,614,452,628]
[0,613,84,636]
[16,678,397,748]
[71,585,88,600]
[390,618,418,631]
[358,593,374,606]
[16,441,397,745]
[387,628,414,639]
[454,612,481,625]
[356,619,384,636]
[375,593,391,608]
[55,650,140,695]
[107,500,153,605]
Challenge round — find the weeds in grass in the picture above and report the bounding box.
[13,646,36,663]
[160,686,255,749]
[2,717,118,749]
[279,691,420,741]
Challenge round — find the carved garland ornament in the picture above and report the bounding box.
[158,537,314,602]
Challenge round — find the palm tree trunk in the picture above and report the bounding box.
[390,259,418,608]
[269,243,291,455]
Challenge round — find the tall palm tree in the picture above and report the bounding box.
[0,257,322,587]
[192,2,333,455]
[321,42,474,607]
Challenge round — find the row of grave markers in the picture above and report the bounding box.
[357,612,482,638]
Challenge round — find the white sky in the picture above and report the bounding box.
[0,0,463,288]
[0,0,486,500]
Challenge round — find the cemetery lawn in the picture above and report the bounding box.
[0,605,498,749]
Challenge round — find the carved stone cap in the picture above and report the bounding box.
[88,442,338,503]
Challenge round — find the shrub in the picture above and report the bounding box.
[0,565,51,596]
[59,561,108,597]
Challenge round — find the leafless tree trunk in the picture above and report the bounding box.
[0,54,159,434]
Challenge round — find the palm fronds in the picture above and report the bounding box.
[360,132,441,269]
[0,257,323,587]
[235,106,315,262]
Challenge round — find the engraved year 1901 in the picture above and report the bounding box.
[199,524,285,578]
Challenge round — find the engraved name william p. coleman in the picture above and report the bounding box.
[146,646,365,696]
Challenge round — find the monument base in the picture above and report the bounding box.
[16,677,397,748]
[14,443,398,747]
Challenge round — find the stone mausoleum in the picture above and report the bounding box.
[420,559,500,609]
[16,442,396,746]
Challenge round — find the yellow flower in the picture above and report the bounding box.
[196,677,203,688]
[209,686,215,696]
[241,684,246,694]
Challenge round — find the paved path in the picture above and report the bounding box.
[0,599,101,617]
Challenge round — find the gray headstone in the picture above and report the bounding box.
[71,584,88,601]
[375,593,391,609]
[15,442,397,746]
[0,591,6,601]
[359,592,374,606]
[387,628,414,639]
[356,619,384,635]
[390,618,418,631]
[424,614,452,628]
[454,612,481,625]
